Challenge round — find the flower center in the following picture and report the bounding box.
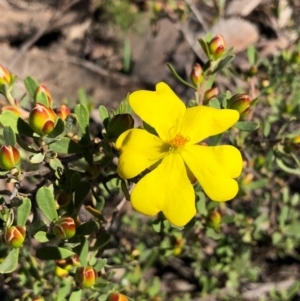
[168,133,189,149]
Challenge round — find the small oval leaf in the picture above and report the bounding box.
[36,187,58,222]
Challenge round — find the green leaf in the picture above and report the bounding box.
[49,158,63,171]
[17,197,31,226]
[27,219,47,236]
[57,279,72,301]
[24,76,39,98]
[235,121,259,132]
[198,37,210,57]
[75,237,89,266]
[99,105,110,124]
[208,98,220,109]
[92,231,111,251]
[74,181,91,209]
[3,126,16,147]
[36,187,58,222]
[74,104,90,136]
[247,45,257,65]
[276,158,300,175]
[76,220,98,236]
[167,63,196,90]
[29,152,45,164]
[212,54,235,74]
[283,222,300,237]
[94,258,107,271]
[34,231,54,243]
[0,248,19,273]
[69,290,82,301]
[196,191,207,216]
[36,247,75,260]
[0,111,34,136]
[64,114,78,134]
[49,137,86,154]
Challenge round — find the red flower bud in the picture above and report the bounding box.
[57,105,71,120]
[34,85,53,108]
[0,145,20,170]
[1,105,21,117]
[203,87,219,104]
[107,292,129,301]
[53,217,76,239]
[69,254,81,266]
[4,225,26,248]
[190,63,204,87]
[208,35,225,60]
[227,94,251,118]
[29,103,56,135]
[75,266,98,288]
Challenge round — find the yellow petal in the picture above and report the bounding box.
[181,145,243,201]
[180,106,239,144]
[116,129,168,179]
[131,153,196,227]
[129,82,185,141]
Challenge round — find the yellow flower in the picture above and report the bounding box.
[116,82,243,227]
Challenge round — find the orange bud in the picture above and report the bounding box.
[75,266,98,288]
[0,65,12,86]
[190,63,204,88]
[107,292,129,301]
[34,85,53,107]
[1,105,21,117]
[4,225,26,248]
[0,145,20,170]
[53,217,76,239]
[208,35,225,60]
[57,105,71,120]
[29,103,56,135]
[203,87,219,104]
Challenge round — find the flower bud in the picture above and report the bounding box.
[69,254,81,266]
[32,297,45,301]
[0,65,14,94]
[107,292,129,301]
[55,265,69,278]
[203,87,219,104]
[53,217,76,240]
[0,145,21,170]
[56,191,72,207]
[4,225,26,248]
[207,211,221,230]
[227,94,251,118]
[34,85,53,108]
[1,105,21,117]
[107,114,134,139]
[75,266,98,288]
[208,35,225,60]
[29,103,56,135]
[57,104,71,120]
[190,63,204,88]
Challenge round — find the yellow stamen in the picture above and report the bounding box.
[169,133,189,148]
